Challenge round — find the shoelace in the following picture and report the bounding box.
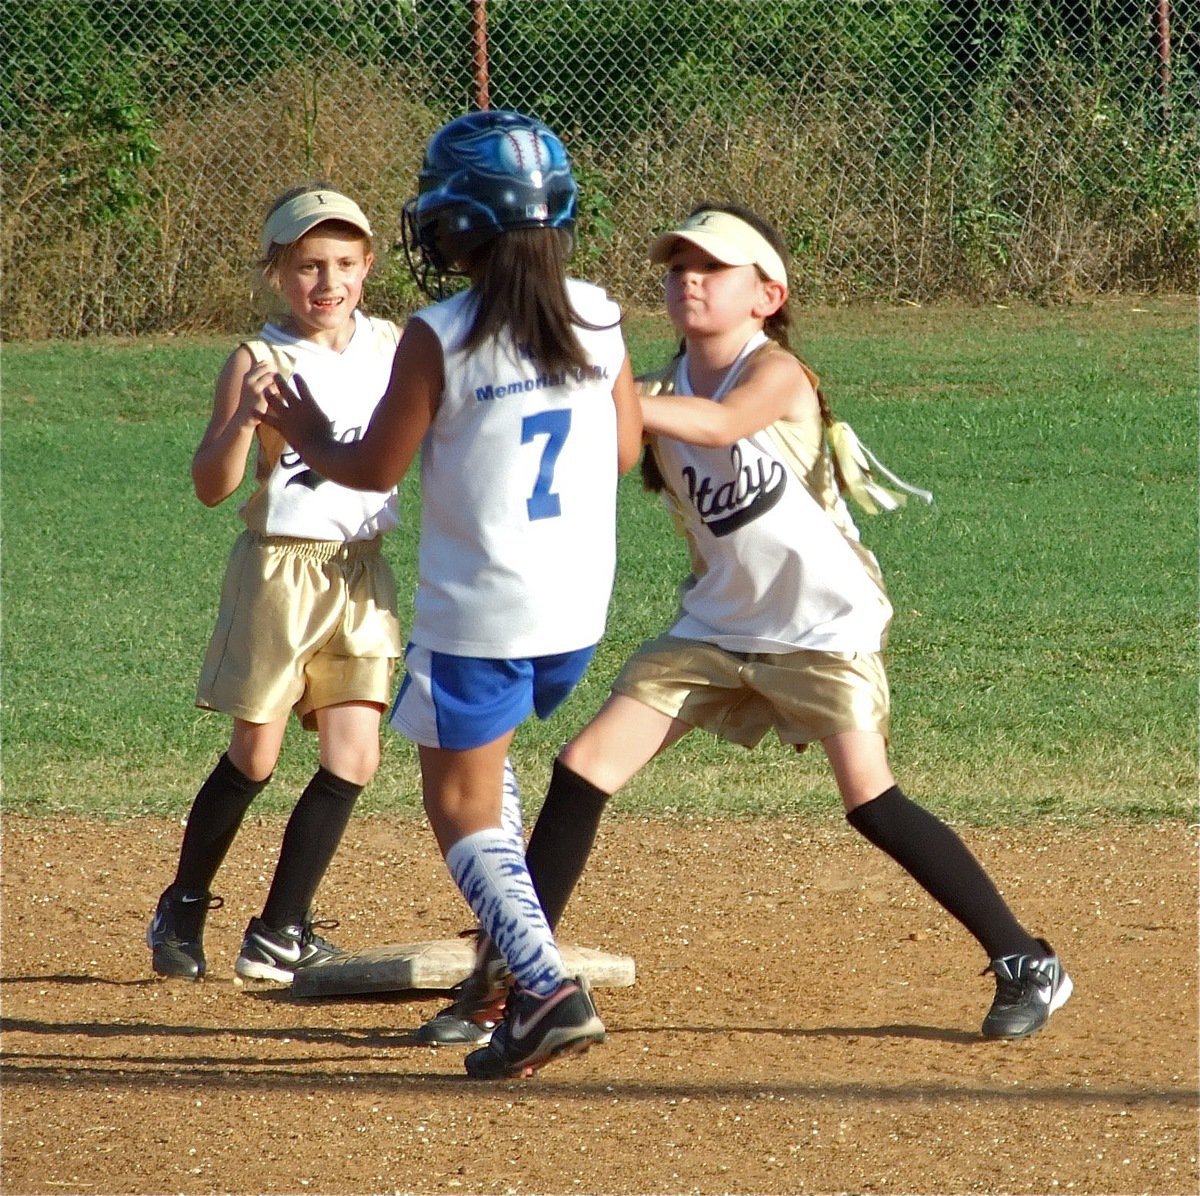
[441,970,509,1019]
[984,955,1051,1002]
[303,917,340,949]
[991,974,1028,1004]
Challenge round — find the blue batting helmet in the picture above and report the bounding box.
[401,109,578,299]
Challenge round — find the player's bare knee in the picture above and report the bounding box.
[320,743,379,787]
[226,744,278,784]
[556,740,608,791]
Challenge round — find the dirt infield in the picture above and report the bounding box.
[2,815,1196,1195]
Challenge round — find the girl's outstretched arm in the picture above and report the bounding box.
[261,318,442,492]
[610,354,643,473]
[641,350,816,447]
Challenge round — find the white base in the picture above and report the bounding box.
[290,938,635,997]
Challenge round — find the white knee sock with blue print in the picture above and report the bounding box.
[500,757,524,846]
[446,828,567,997]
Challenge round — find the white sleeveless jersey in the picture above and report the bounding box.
[652,333,892,654]
[410,279,626,657]
[239,310,401,542]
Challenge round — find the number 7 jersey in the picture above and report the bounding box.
[408,279,628,658]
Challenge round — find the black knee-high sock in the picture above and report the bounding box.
[260,766,362,929]
[846,785,1042,960]
[174,753,271,893]
[524,759,611,931]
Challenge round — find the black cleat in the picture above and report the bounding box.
[464,976,605,1079]
[234,915,343,983]
[982,938,1073,1039]
[415,965,511,1046]
[147,886,223,979]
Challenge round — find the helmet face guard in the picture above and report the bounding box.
[401,196,453,300]
[404,109,578,300]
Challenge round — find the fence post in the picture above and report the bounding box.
[1155,0,1172,128]
[472,0,490,110]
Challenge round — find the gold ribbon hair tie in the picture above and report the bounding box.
[826,420,934,515]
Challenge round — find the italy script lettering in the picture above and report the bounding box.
[681,444,787,537]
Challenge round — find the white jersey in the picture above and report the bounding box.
[651,333,892,655]
[410,279,626,657]
[239,310,400,542]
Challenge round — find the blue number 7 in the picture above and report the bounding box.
[521,409,570,520]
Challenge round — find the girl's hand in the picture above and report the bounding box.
[253,316,440,494]
[260,372,333,452]
[234,359,279,430]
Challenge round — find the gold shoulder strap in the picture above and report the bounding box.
[240,338,295,382]
[364,315,402,352]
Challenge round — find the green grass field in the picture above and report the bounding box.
[3,297,1196,825]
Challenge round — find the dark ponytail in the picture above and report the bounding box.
[461,227,618,376]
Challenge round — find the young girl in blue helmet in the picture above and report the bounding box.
[262,111,642,1078]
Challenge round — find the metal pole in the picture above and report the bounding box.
[1155,0,1172,119]
[472,0,490,111]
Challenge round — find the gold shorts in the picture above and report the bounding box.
[612,634,890,749]
[196,531,402,729]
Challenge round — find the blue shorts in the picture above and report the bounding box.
[389,643,596,750]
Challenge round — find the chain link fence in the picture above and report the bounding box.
[3,0,1196,339]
